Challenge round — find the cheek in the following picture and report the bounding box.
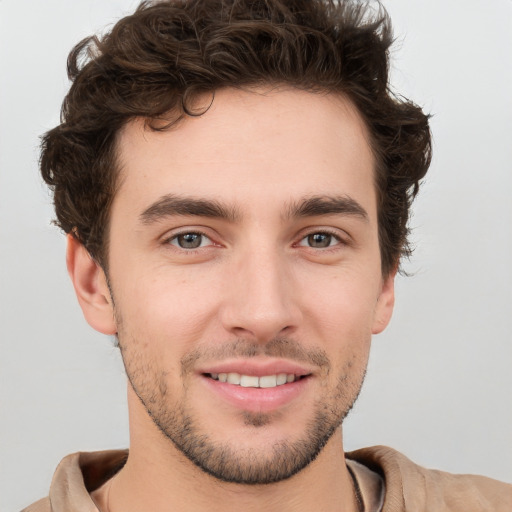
[298,269,377,381]
[300,267,380,338]
[113,264,223,352]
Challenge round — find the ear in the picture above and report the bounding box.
[372,269,396,335]
[66,234,117,335]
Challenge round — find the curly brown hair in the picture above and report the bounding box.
[40,0,431,276]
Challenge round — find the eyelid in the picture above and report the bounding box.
[295,227,350,247]
[161,227,218,249]
[169,232,213,249]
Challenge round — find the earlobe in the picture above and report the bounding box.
[66,234,117,335]
[372,270,396,335]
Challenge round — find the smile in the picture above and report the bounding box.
[200,367,312,412]
[207,372,301,388]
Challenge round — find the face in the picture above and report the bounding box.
[75,88,394,484]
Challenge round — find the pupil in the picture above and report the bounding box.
[309,233,331,248]
[179,233,201,248]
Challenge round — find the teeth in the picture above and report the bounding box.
[210,372,298,388]
[240,375,259,387]
[227,372,241,385]
[259,375,277,388]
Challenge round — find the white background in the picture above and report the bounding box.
[1,1,511,510]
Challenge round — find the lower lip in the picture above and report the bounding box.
[200,375,310,413]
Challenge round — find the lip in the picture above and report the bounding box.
[197,358,314,413]
[197,358,314,378]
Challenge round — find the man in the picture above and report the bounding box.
[22,0,512,511]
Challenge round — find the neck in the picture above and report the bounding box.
[104,386,359,512]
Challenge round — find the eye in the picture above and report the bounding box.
[169,232,212,249]
[298,232,341,249]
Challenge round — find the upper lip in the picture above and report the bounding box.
[197,358,314,377]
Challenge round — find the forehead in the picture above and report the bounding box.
[114,87,376,220]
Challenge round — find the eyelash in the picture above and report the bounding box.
[296,229,346,250]
[164,229,346,252]
[165,230,214,251]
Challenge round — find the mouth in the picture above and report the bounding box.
[199,368,312,413]
[204,372,308,388]
[198,360,314,412]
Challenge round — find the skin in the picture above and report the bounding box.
[68,87,395,512]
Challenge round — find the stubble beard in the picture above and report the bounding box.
[119,336,367,485]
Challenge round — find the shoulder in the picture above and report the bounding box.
[20,497,51,512]
[20,449,128,512]
[346,445,512,512]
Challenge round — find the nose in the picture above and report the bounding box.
[220,246,302,343]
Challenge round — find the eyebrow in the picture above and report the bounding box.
[285,195,369,221]
[139,194,240,224]
[139,193,368,225]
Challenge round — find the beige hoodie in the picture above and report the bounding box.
[347,446,512,511]
[22,446,512,512]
